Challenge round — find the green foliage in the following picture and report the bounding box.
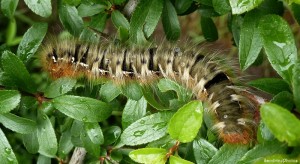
[0,0,300,163]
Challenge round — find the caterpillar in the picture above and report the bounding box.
[41,39,259,144]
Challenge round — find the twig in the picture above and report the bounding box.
[69,147,87,164]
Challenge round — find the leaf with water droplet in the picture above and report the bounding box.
[44,77,76,98]
[103,126,122,146]
[122,97,147,129]
[53,95,112,122]
[229,0,263,14]
[292,60,300,113]
[0,90,20,114]
[259,15,297,83]
[84,122,104,145]
[0,128,18,163]
[168,101,203,143]
[37,110,58,157]
[24,0,52,17]
[121,112,174,146]
[129,148,167,164]
[0,113,37,134]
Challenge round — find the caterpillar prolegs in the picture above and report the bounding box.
[41,39,259,144]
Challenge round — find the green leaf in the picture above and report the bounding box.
[37,110,58,157]
[292,3,300,25]
[130,0,163,43]
[129,148,167,164]
[270,91,294,111]
[230,14,243,46]
[84,122,104,145]
[0,113,36,134]
[237,141,287,164]
[44,77,77,98]
[193,138,217,164]
[257,0,283,15]
[212,0,231,15]
[103,126,122,145]
[59,3,84,36]
[142,86,168,110]
[0,128,18,163]
[1,0,19,18]
[121,83,143,100]
[121,112,173,146]
[248,78,290,95]
[2,51,37,93]
[6,18,17,46]
[24,0,51,17]
[158,79,192,102]
[259,14,297,83]
[174,0,193,15]
[170,155,194,164]
[229,0,263,14]
[239,11,263,70]
[53,95,112,122]
[88,13,108,32]
[112,10,130,30]
[70,120,84,147]
[0,90,20,114]
[200,16,218,42]
[208,144,248,164]
[122,97,147,129]
[17,23,48,62]
[99,81,121,102]
[168,101,203,143]
[162,0,181,41]
[293,60,300,112]
[37,155,51,164]
[260,103,300,146]
[22,130,39,154]
[58,130,74,158]
[81,128,100,157]
[257,121,274,143]
[77,3,106,17]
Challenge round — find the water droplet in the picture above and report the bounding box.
[140,120,145,124]
[133,130,145,137]
[42,114,47,120]
[224,115,228,119]
[82,117,88,122]
[6,156,14,162]
[271,60,277,64]
[152,122,166,131]
[4,147,11,154]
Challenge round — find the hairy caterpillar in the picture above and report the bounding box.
[41,39,258,144]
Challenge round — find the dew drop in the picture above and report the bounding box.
[140,120,145,124]
[133,130,145,137]
[224,115,228,119]
[42,114,47,120]
[4,147,11,154]
[82,117,88,122]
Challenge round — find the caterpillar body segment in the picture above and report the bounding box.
[41,39,258,144]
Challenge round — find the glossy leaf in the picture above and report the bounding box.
[239,11,263,70]
[0,90,20,114]
[37,155,51,164]
[142,86,168,111]
[248,78,290,95]
[208,144,248,164]
[259,15,297,83]
[122,97,147,129]
[37,110,58,157]
[200,16,218,42]
[1,0,19,18]
[292,3,300,25]
[168,101,203,143]
[130,0,163,43]
[121,112,173,146]
[84,122,104,145]
[24,0,51,17]
[293,60,300,112]
[158,79,192,102]
[0,113,36,134]
[174,0,193,15]
[230,14,243,46]
[0,128,18,163]
[121,83,143,100]
[77,3,106,17]
[112,10,130,30]
[257,121,274,143]
[229,0,263,14]
[212,0,231,15]
[2,51,36,93]
[99,81,121,102]
[58,130,74,158]
[162,0,180,41]
[260,103,300,146]
[193,138,217,164]
[16,23,47,62]
[170,155,193,164]
[81,128,100,157]
[44,77,76,98]
[22,130,39,154]
[129,148,167,164]
[103,126,122,146]
[59,3,84,36]
[270,91,294,111]
[53,95,112,122]
[237,141,287,164]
